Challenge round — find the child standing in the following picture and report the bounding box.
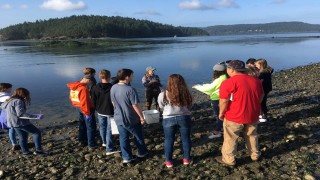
[158,74,193,168]
[1,88,45,155]
[193,63,227,139]
[91,70,119,155]
[255,58,273,122]
[0,83,19,150]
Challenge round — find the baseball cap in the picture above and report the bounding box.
[146,66,156,72]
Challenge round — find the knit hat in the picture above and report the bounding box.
[213,64,226,71]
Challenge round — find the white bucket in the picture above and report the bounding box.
[110,117,119,135]
[143,110,160,124]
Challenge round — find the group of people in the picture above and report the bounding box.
[66,66,192,166]
[0,58,273,168]
[193,58,273,166]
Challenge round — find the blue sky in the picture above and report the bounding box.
[0,0,320,28]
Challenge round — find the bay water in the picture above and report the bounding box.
[0,33,319,126]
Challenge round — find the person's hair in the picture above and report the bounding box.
[10,87,31,105]
[212,70,226,81]
[99,70,111,80]
[256,58,273,73]
[246,58,256,65]
[117,69,133,81]
[246,67,257,77]
[165,74,192,107]
[0,83,12,92]
[83,67,96,75]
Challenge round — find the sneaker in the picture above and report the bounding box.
[33,150,47,155]
[106,150,121,156]
[183,158,190,165]
[22,151,32,157]
[165,161,173,168]
[137,152,149,158]
[122,156,137,164]
[12,144,20,151]
[259,115,267,122]
[259,118,267,123]
[208,132,222,139]
[102,144,106,147]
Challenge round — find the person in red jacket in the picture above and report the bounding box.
[215,60,264,166]
[67,74,96,149]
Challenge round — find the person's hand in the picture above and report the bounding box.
[85,115,92,120]
[140,118,145,125]
[218,113,224,121]
[192,85,197,88]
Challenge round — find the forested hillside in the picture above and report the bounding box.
[0,15,208,40]
[204,22,320,35]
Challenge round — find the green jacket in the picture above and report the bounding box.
[193,74,227,100]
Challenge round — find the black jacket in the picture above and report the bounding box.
[258,70,273,93]
[91,83,114,115]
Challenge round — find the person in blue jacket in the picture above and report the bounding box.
[1,88,45,156]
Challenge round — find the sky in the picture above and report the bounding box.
[0,0,320,28]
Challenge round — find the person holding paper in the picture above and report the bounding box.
[1,88,45,156]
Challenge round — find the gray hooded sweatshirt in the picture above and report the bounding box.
[1,98,31,128]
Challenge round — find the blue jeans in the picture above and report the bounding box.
[211,100,223,132]
[78,110,96,147]
[117,123,148,161]
[97,115,114,152]
[14,124,42,154]
[162,115,192,162]
[9,128,18,145]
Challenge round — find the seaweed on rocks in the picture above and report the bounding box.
[0,63,319,179]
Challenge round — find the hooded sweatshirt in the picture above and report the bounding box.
[66,81,94,116]
[1,98,31,128]
[91,82,114,116]
[193,74,227,100]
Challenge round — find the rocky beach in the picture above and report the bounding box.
[0,63,319,179]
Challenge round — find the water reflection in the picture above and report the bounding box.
[0,34,319,126]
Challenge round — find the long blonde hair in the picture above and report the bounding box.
[256,58,273,73]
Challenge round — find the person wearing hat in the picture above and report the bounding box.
[192,63,228,139]
[67,74,96,149]
[216,60,264,166]
[142,66,162,110]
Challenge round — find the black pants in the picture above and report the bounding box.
[261,91,270,116]
[145,88,160,110]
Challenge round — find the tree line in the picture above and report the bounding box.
[0,15,209,40]
[203,22,320,35]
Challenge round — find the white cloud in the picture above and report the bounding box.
[41,0,87,11]
[134,10,161,16]
[1,3,11,9]
[178,0,215,10]
[217,0,239,8]
[20,4,28,9]
[178,0,239,10]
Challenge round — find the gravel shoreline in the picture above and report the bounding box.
[0,63,319,179]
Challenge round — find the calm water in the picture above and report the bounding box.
[0,33,319,126]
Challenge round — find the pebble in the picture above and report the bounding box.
[304,174,316,180]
